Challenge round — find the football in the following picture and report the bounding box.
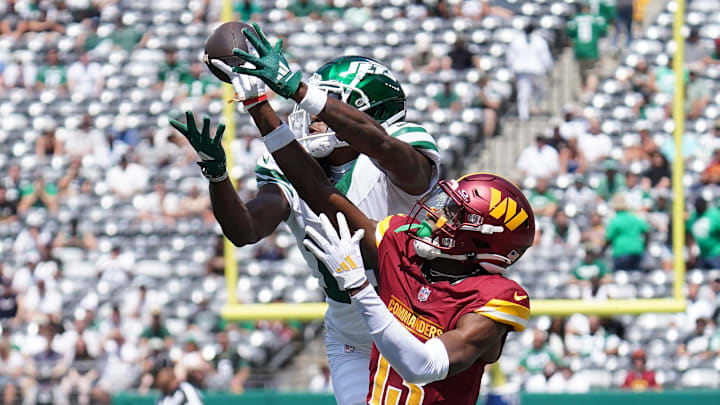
[203,21,256,83]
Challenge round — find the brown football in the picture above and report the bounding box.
[203,21,256,83]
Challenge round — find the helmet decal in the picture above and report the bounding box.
[488,187,529,231]
[339,60,399,82]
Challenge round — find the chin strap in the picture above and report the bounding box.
[413,239,512,276]
[413,239,468,261]
[381,110,406,128]
[478,262,508,274]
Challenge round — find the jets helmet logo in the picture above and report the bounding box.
[339,61,398,82]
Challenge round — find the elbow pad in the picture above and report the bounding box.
[352,285,450,385]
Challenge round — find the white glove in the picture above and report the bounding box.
[210,58,267,110]
[303,212,367,291]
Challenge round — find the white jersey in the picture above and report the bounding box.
[254,121,440,347]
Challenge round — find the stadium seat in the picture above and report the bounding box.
[680,369,720,389]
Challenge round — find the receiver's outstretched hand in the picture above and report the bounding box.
[303,212,366,291]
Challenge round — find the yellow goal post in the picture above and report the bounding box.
[220,0,688,320]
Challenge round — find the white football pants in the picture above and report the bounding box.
[326,333,372,405]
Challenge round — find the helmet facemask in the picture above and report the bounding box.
[288,73,406,158]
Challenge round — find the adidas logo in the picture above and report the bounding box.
[335,255,360,273]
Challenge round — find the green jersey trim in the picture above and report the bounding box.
[394,223,421,233]
[333,160,358,196]
[410,140,439,152]
[255,165,296,199]
[388,123,440,154]
[389,125,427,138]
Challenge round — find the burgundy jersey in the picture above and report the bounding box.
[367,215,530,405]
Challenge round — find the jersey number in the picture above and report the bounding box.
[369,356,425,405]
[578,20,593,42]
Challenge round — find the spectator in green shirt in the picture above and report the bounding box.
[140,310,173,347]
[431,82,461,112]
[603,194,650,270]
[573,247,611,282]
[565,3,607,96]
[320,0,345,20]
[181,62,221,99]
[572,247,612,300]
[75,19,103,51]
[17,174,59,214]
[111,17,149,52]
[621,171,652,212]
[528,177,558,217]
[595,159,626,201]
[35,48,67,90]
[706,38,720,66]
[687,198,720,269]
[288,0,320,18]
[589,0,616,25]
[518,329,560,375]
[157,48,191,88]
[654,57,688,96]
[206,330,250,393]
[685,69,711,120]
[343,0,371,27]
[234,0,262,22]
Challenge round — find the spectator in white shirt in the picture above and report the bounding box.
[137,182,182,223]
[34,246,59,289]
[96,246,134,287]
[122,284,152,320]
[63,114,110,162]
[578,118,612,164]
[67,51,104,97]
[507,23,553,120]
[546,363,590,393]
[517,135,560,178]
[22,279,62,322]
[92,330,141,405]
[308,364,333,393]
[107,155,149,198]
[470,74,504,139]
[2,55,37,90]
[11,260,38,294]
[564,175,598,213]
[13,225,50,259]
[559,105,588,140]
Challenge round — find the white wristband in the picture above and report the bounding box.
[298,84,328,116]
[262,123,296,153]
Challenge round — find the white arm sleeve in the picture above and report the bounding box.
[351,284,450,385]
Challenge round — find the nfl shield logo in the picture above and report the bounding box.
[418,286,431,302]
[344,345,354,353]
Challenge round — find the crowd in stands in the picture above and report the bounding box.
[0,0,719,403]
[504,0,720,393]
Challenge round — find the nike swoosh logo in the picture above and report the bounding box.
[514,292,528,301]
